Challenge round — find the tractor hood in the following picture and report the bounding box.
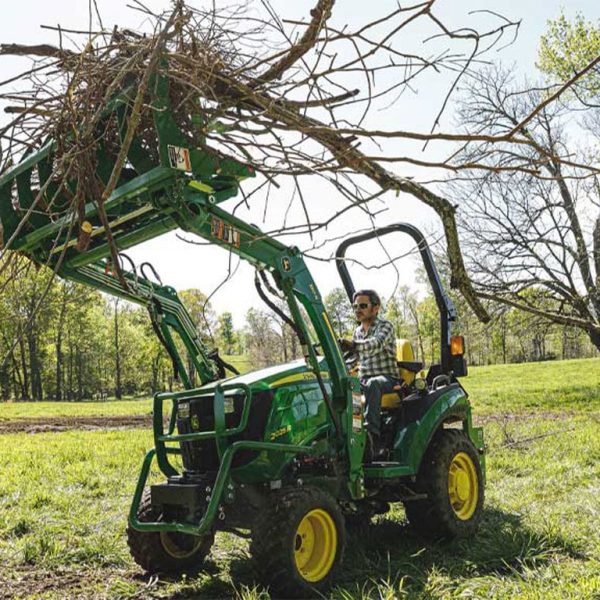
[199,358,330,393]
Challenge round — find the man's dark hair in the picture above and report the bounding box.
[353,289,381,306]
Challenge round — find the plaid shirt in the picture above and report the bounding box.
[353,317,398,379]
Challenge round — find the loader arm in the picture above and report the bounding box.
[0,60,362,487]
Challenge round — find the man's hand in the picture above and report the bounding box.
[338,338,356,352]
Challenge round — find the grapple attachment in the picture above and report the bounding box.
[0,67,254,271]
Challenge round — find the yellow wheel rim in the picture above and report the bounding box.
[294,508,337,583]
[448,452,479,520]
[160,531,203,559]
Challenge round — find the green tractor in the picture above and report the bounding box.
[0,65,485,597]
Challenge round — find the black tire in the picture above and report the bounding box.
[250,487,346,598]
[404,429,484,539]
[127,488,214,574]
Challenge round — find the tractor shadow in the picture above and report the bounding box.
[145,507,582,599]
[336,506,584,596]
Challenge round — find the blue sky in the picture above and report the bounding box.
[0,1,598,326]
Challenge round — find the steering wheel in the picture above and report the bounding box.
[343,349,358,371]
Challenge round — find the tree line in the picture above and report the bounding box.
[1,256,596,403]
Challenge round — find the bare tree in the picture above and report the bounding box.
[450,65,600,350]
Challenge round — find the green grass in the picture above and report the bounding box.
[0,397,153,420]
[464,356,600,415]
[0,357,599,598]
[2,355,598,422]
[223,353,253,375]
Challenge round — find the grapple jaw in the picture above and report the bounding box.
[0,65,254,272]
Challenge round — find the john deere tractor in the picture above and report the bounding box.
[0,65,485,597]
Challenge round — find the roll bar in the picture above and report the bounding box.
[335,223,457,374]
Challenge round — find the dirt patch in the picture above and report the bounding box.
[0,414,152,434]
[0,565,141,599]
[474,409,579,425]
[0,409,584,435]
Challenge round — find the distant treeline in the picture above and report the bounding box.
[0,263,597,402]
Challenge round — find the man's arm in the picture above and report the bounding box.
[355,321,394,356]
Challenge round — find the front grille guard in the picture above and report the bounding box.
[129,383,314,535]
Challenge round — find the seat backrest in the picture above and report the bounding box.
[396,338,416,385]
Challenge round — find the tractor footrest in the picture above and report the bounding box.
[364,462,412,478]
[151,483,205,513]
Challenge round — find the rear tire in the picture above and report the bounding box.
[404,429,484,539]
[250,487,346,598]
[127,488,214,574]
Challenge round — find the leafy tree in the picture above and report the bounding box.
[538,13,600,97]
[324,288,354,338]
[386,287,421,340]
[244,308,285,369]
[217,312,236,354]
[179,289,217,346]
[178,289,217,385]
[415,296,440,365]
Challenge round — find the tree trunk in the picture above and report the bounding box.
[27,330,43,400]
[412,310,425,364]
[55,286,68,401]
[55,333,63,401]
[151,352,160,395]
[187,354,196,388]
[0,362,10,400]
[114,300,122,400]
[76,345,83,400]
[10,350,24,400]
[18,336,30,400]
[67,335,74,401]
[586,328,600,354]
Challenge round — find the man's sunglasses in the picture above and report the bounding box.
[352,302,370,310]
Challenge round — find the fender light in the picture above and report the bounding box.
[450,335,465,356]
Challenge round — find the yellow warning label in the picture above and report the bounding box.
[167,145,192,171]
[211,217,241,248]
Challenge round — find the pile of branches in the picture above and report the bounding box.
[0,0,596,320]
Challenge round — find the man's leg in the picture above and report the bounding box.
[362,375,396,438]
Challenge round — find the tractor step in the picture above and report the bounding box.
[364,462,413,478]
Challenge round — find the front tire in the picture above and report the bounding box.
[404,429,484,539]
[127,488,214,574]
[250,487,346,598]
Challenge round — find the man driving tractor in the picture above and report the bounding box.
[339,289,400,459]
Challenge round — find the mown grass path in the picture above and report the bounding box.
[0,358,599,599]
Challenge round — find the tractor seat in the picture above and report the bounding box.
[381,339,422,410]
[397,360,423,373]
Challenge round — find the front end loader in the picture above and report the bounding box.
[0,62,485,597]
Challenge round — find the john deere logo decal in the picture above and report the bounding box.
[281,257,291,272]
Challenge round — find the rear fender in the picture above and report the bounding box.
[392,384,484,477]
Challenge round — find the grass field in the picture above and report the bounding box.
[0,358,599,599]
